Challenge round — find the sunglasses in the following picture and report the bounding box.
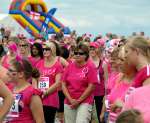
[19,44,28,47]
[74,52,85,56]
[43,48,51,51]
[8,68,17,73]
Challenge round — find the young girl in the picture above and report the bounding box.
[6,58,44,123]
[116,109,144,123]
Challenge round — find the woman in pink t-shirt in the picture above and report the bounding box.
[35,41,63,123]
[28,42,43,67]
[124,36,150,87]
[89,42,105,123]
[100,46,136,122]
[108,47,136,122]
[100,46,121,122]
[107,46,136,123]
[18,39,31,58]
[62,43,98,123]
[122,36,150,123]
[6,58,44,123]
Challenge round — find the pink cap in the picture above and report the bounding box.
[90,42,99,48]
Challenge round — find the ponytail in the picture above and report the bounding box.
[129,36,150,59]
[32,68,40,79]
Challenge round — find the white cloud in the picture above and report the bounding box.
[59,17,93,28]
[52,3,70,8]
[0,14,8,20]
[1,0,150,36]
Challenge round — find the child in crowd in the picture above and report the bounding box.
[6,58,44,123]
[116,109,144,123]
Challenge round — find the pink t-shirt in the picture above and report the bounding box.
[106,72,120,95]
[107,77,132,123]
[62,60,98,105]
[123,85,150,123]
[108,81,131,104]
[28,56,42,67]
[132,65,150,88]
[94,60,105,96]
[67,59,74,65]
[102,59,111,75]
[36,58,63,108]
[7,85,41,123]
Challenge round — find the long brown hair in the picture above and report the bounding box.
[11,59,40,80]
[116,109,144,123]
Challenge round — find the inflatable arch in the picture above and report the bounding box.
[9,0,70,37]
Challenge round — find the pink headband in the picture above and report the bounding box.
[8,43,17,52]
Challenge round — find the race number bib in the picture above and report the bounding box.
[10,99,19,113]
[8,94,21,115]
[5,94,22,121]
[0,97,19,113]
[38,77,49,90]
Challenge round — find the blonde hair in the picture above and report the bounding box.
[43,42,56,56]
[127,36,150,60]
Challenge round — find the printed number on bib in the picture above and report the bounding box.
[38,77,49,89]
[6,94,22,119]
[10,100,19,113]
[10,94,21,113]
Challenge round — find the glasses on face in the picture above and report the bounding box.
[8,68,17,73]
[19,44,28,47]
[74,52,85,56]
[43,48,51,51]
[90,47,96,51]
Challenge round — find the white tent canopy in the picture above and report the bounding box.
[0,14,31,38]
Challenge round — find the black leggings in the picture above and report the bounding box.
[43,106,57,123]
[57,91,65,112]
[94,96,104,123]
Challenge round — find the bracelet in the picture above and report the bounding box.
[45,91,49,96]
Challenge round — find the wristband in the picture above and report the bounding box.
[45,90,49,96]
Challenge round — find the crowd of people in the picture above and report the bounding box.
[0,27,150,123]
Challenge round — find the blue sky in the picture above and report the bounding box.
[0,0,150,37]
